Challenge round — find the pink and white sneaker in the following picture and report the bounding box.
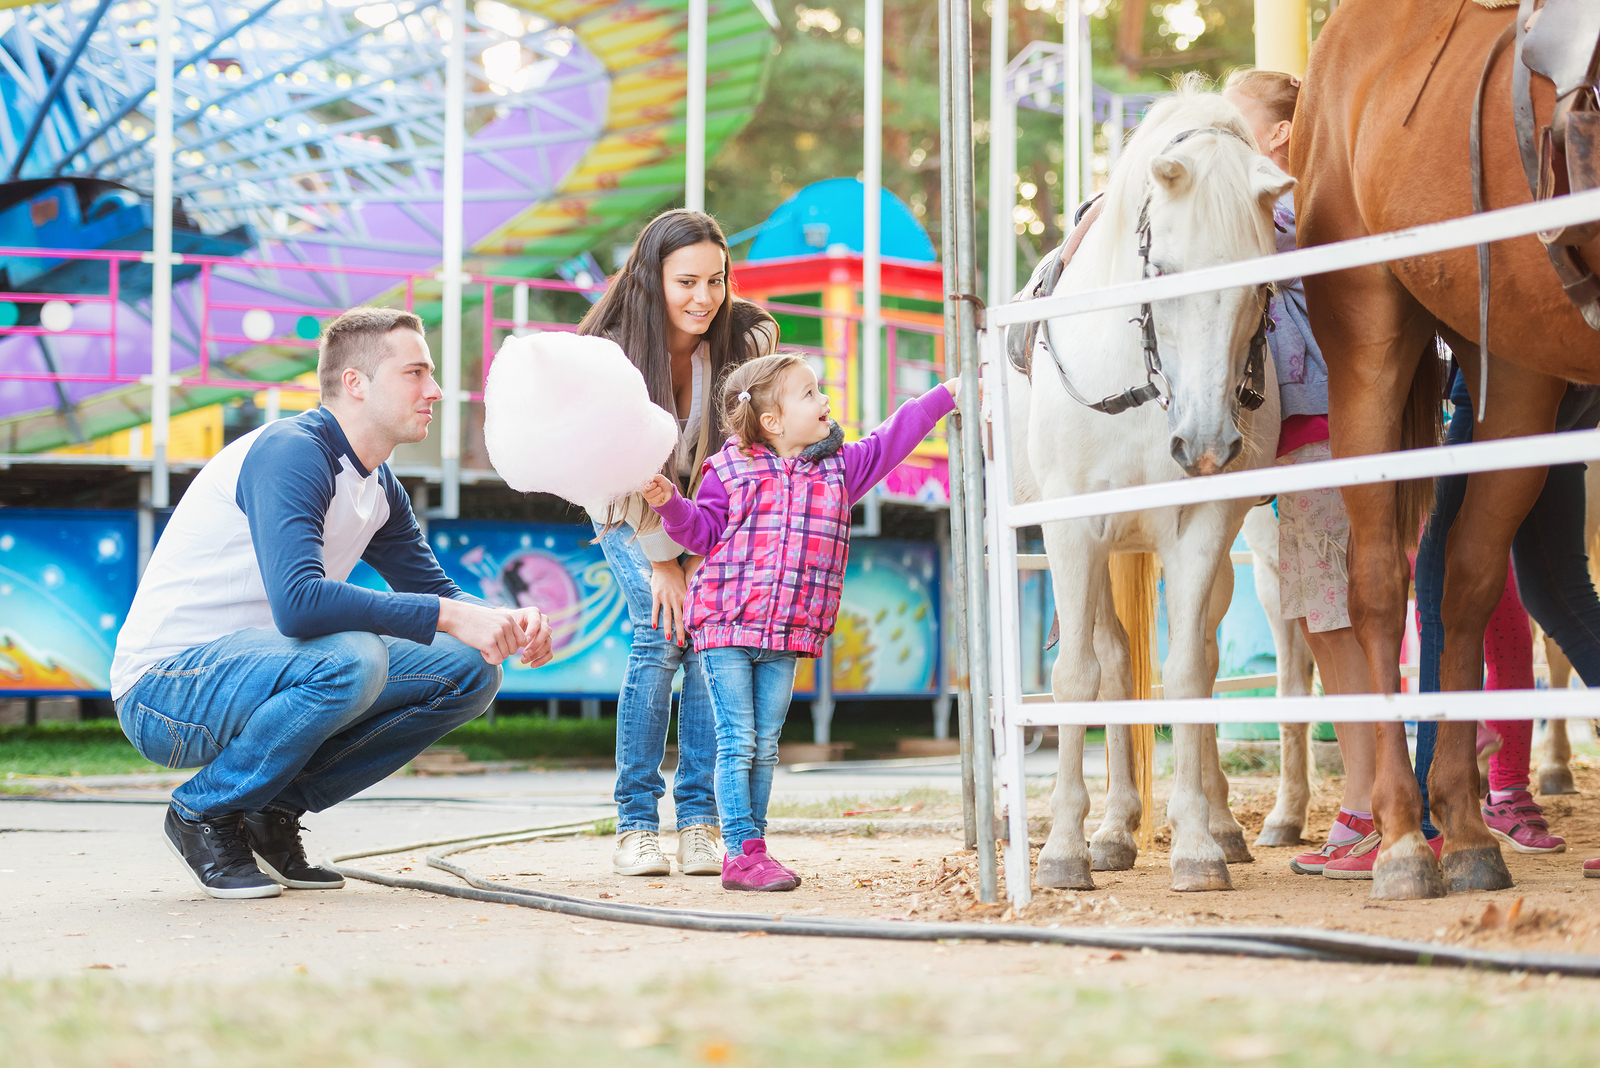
[1584,857,1599,879]
[1289,811,1375,875]
[1481,790,1566,854]
[721,839,799,892]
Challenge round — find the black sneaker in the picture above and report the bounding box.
[243,810,345,890]
[163,807,282,899]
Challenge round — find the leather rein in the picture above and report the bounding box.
[1009,126,1271,417]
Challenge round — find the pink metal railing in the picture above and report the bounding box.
[1,245,946,435]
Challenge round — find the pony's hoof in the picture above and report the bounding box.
[1443,846,1514,893]
[1213,830,1255,864]
[1035,854,1095,890]
[1253,822,1303,848]
[1091,841,1138,871]
[1370,854,1447,901]
[1538,767,1579,795]
[1170,858,1233,892]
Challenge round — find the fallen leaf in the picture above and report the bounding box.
[1505,897,1524,926]
[738,931,769,939]
[85,964,113,970]
[1478,903,1502,930]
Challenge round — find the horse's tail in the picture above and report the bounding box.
[1109,551,1159,854]
[1396,340,1445,551]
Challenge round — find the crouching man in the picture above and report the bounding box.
[111,307,552,899]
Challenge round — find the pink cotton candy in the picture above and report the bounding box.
[483,331,678,511]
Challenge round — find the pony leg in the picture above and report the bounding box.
[1159,520,1232,891]
[1243,502,1316,846]
[1090,581,1140,871]
[1310,259,1439,899]
[1429,349,1565,892]
[1036,536,1106,891]
[1538,716,1577,796]
[1199,562,1252,863]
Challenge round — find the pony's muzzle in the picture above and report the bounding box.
[1170,431,1242,477]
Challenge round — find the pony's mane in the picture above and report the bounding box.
[1085,73,1274,281]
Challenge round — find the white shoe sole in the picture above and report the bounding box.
[253,851,347,889]
[165,830,281,899]
[612,858,671,876]
[675,856,722,876]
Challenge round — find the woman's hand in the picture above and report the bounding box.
[642,474,675,508]
[650,559,690,645]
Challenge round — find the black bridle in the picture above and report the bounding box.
[1032,126,1272,417]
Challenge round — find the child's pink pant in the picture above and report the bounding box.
[1482,562,1534,792]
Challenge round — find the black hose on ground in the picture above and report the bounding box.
[325,822,1600,978]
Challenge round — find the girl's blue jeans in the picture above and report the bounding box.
[115,628,499,820]
[1412,377,1600,835]
[595,523,718,834]
[700,645,798,854]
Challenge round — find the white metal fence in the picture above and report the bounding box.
[979,187,1600,906]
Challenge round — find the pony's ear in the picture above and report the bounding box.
[1150,154,1189,192]
[1250,157,1295,204]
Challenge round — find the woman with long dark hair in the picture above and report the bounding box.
[579,208,776,876]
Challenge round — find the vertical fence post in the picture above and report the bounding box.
[862,0,883,432]
[988,0,1009,312]
[1064,0,1081,210]
[938,0,978,854]
[945,0,998,902]
[149,0,174,509]
[440,0,465,519]
[685,0,707,212]
[513,282,529,336]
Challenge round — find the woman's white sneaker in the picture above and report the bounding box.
[612,829,671,876]
[675,824,724,876]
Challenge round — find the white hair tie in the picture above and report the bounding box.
[737,390,751,403]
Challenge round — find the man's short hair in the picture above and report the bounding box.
[317,307,426,403]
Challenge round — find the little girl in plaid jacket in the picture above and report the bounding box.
[643,352,960,891]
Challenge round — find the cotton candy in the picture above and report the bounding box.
[483,331,678,511]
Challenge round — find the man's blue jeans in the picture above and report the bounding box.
[115,628,500,820]
[701,645,798,854]
[595,523,718,834]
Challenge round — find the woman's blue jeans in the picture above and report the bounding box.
[596,524,718,834]
[115,629,499,820]
[700,645,798,854]
[1413,378,1600,834]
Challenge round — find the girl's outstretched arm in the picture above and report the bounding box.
[646,469,731,557]
[840,380,959,504]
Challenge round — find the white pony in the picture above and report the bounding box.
[1007,82,1293,892]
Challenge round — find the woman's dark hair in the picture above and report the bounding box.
[578,209,736,423]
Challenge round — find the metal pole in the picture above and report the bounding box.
[1079,7,1094,199]
[150,0,174,510]
[812,639,835,745]
[948,0,999,903]
[685,0,707,212]
[938,0,978,854]
[987,0,1008,311]
[1063,0,1081,210]
[862,0,883,431]
[440,0,465,519]
[1108,93,1125,172]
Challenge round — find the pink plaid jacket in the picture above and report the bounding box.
[684,442,850,657]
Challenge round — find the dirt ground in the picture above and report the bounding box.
[385,764,1600,958]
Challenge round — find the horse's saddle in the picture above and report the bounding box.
[1006,196,1104,376]
[1505,0,1600,325]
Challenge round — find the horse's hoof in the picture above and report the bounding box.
[1091,841,1138,871]
[1370,854,1447,901]
[1213,830,1255,864]
[1443,846,1514,893]
[1035,854,1095,890]
[1538,768,1579,796]
[1253,822,1303,848]
[1170,858,1233,892]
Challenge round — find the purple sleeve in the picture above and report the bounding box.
[841,386,957,504]
[653,467,732,557]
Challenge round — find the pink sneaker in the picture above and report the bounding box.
[721,839,799,892]
[1584,857,1599,879]
[1482,790,1566,854]
[1289,811,1375,875]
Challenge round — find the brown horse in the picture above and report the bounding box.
[1294,0,1600,899]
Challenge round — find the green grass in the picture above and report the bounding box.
[442,716,617,762]
[0,972,1596,1067]
[766,785,961,819]
[0,721,165,778]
